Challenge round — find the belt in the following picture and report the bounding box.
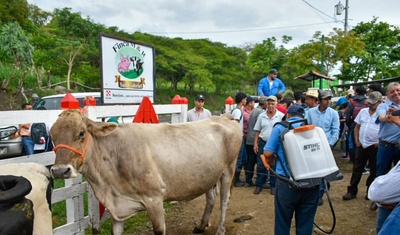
[379,139,397,147]
[21,135,30,137]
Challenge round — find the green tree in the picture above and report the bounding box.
[341,18,400,81]
[288,29,364,86]
[0,22,33,90]
[28,3,51,26]
[0,0,30,27]
[48,8,100,90]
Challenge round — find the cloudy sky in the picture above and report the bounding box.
[27,0,400,48]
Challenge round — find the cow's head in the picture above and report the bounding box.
[50,110,117,179]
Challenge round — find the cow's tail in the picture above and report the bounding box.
[220,113,234,120]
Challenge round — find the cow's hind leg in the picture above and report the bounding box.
[111,217,124,235]
[193,186,218,233]
[215,171,233,235]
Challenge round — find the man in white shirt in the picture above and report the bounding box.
[253,95,285,194]
[232,92,248,187]
[343,91,382,201]
[187,94,212,122]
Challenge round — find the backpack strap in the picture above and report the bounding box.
[231,107,243,121]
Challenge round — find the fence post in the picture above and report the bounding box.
[225,96,234,114]
[88,184,101,234]
[171,95,188,124]
[65,176,85,235]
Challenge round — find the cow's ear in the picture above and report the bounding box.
[86,120,117,137]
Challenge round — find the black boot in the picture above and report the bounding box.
[234,172,244,187]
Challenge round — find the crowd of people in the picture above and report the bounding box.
[188,69,400,234]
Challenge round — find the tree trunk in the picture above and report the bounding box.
[64,43,84,91]
[14,70,28,101]
[47,70,51,88]
[67,61,72,90]
[1,71,17,90]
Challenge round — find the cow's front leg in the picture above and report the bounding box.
[145,197,166,235]
[111,217,124,235]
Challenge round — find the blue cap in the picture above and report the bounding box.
[287,105,305,117]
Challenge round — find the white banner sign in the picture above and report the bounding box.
[100,33,155,104]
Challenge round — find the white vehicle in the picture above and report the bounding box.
[33,92,101,110]
[0,126,22,159]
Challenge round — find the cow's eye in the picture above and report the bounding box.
[79,131,85,138]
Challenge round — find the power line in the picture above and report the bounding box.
[301,0,337,21]
[147,21,339,35]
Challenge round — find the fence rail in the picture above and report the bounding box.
[0,102,188,234]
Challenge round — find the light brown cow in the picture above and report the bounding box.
[50,110,242,235]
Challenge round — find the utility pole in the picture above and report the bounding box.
[320,35,325,89]
[344,0,349,34]
[335,0,349,34]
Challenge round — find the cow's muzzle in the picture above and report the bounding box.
[51,165,76,179]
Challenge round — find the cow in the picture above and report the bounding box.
[50,110,242,235]
[0,163,53,235]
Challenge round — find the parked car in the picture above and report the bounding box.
[0,93,101,159]
[33,92,101,110]
[0,126,23,159]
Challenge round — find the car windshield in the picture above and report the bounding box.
[33,96,102,110]
[34,97,63,110]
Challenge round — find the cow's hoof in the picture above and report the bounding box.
[192,227,205,234]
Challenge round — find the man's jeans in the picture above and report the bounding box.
[376,142,400,177]
[255,139,275,187]
[274,180,319,235]
[236,138,248,172]
[379,203,400,235]
[377,207,393,234]
[245,144,257,184]
[375,142,400,232]
[21,136,34,155]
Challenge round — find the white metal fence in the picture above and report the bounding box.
[0,103,188,234]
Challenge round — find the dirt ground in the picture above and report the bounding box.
[129,151,378,235]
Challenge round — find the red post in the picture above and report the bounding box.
[60,93,80,109]
[83,96,96,106]
[133,96,160,123]
[225,96,234,105]
[172,95,181,104]
[180,97,188,104]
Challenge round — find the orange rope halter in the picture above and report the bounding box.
[53,133,91,159]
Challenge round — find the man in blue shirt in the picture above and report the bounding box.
[306,91,340,147]
[306,90,340,205]
[258,69,285,97]
[374,82,400,233]
[263,105,319,235]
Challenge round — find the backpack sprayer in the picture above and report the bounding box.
[261,119,343,234]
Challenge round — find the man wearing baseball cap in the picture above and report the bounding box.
[187,94,212,122]
[263,104,320,234]
[343,91,382,202]
[306,90,340,205]
[253,95,285,194]
[257,69,286,97]
[245,96,269,187]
